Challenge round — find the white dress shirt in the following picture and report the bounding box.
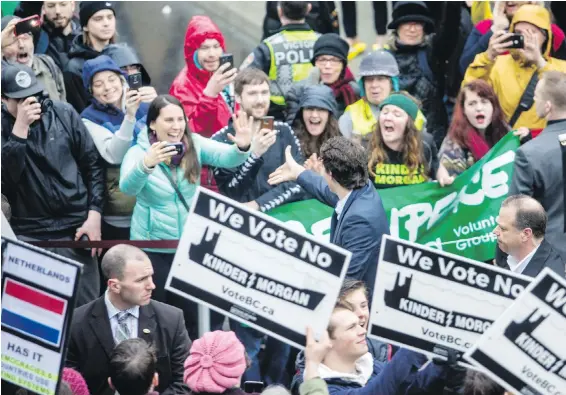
[507,245,540,274]
[104,291,140,342]
[335,191,352,220]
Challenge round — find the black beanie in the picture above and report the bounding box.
[80,1,115,27]
[311,33,349,65]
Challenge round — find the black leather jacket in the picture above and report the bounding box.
[1,101,104,237]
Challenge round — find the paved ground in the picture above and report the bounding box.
[115,1,392,94]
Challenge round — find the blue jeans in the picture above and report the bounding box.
[231,320,290,386]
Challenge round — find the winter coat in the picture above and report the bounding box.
[81,57,149,220]
[119,127,249,252]
[64,34,102,113]
[388,1,462,148]
[169,16,233,137]
[211,120,305,212]
[40,17,82,71]
[32,54,66,102]
[459,19,566,76]
[1,101,104,237]
[291,349,447,395]
[262,1,339,40]
[463,6,566,131]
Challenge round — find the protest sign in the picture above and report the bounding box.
[166,187,351,349]
[1,237,82,395]
[269,132,520,262]
[367,235,532,365]
[466,268,566,394]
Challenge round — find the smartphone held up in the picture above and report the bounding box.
[127,72,143,91]
[14,15,41,36]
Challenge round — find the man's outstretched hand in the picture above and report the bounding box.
[268,146,305,185]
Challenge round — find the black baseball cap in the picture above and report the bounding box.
[1,63,44,99]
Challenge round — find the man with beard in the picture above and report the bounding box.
[210,67,304,386]
[463,4,566,133]
[212,67,305,212]
[1,15,66,101]
[41,1,82,71]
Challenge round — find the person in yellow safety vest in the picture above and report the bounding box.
[239,1,319,121]
[339,50,401,149]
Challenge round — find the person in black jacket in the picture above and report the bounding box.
[1,63,104,306]
[212,67,305,213]
[41,1,82,71]
[64,1,117,113]
[262,1,339,40]
[386,1,461,148]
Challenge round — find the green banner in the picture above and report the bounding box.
[267,133,520,262]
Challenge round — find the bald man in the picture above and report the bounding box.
[66,244,191,395]
[493,195,565,277]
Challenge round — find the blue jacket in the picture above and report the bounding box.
[296,171,389,292]
[119,128,250,251]
[291,349,446,395]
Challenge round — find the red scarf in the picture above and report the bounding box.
[466,127,491,161]
[328,68,358,107]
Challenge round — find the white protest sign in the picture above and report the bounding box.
[466,268,566,394]
[368,235,532,365]
[166,187,351,349]
[1,238,82,395]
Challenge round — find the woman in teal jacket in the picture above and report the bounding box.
[120,94,251,338]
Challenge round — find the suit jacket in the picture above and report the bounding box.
[498,239,566,277]
[509,120,566,260]
[297,171,390,290]
[66,297,191,395]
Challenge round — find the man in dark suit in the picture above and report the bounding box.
[494,195,565,277]
[509,70,566,261]
[66,244,191,395]
[269,136,390,290]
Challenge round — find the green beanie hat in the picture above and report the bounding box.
[378,94,419,120]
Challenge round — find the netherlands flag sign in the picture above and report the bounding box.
[1,279,67,348]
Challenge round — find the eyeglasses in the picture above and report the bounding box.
[315,57,342,66]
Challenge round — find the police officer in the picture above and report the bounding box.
[241,1,319,120]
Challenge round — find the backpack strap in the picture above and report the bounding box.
[509,71,539,128]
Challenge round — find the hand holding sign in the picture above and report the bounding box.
[268,146,305,185]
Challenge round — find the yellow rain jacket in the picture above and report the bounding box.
[463,5,566,130]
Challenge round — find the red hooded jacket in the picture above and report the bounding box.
[169,16,232,138]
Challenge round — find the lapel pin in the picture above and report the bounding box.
[143,328,151,334]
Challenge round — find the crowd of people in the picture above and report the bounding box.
[1,1,566,395]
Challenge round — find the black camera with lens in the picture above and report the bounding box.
[32,91,53,113]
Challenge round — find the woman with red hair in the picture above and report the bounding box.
[439,79,529,176]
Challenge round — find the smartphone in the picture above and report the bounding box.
[14,15,41,36]
[219,53,234,70]
[167,142,184,155]
[504,33,524,49]
[260,116,274,131]
[127,72,143,91]
[243,381,265,393]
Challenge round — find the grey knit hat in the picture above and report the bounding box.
[359,51,400,78]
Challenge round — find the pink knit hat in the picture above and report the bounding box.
[184,330,247,393]
[62,367,90,395]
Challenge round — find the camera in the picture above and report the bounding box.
[32,91,53,113]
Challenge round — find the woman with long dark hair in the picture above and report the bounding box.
[368,92,453,189]
[119,94,252,339]
[293,85,342,161]
[439,79,529,176]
